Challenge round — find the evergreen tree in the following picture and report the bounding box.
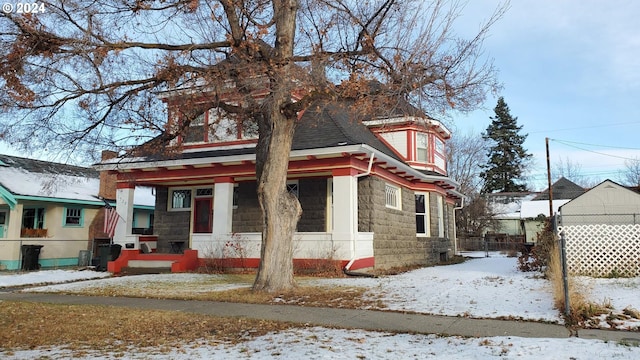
[480,97,532,193]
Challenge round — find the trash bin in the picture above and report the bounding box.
[78,250,92,267]
[97,244,122,271]
[21,245,44,271]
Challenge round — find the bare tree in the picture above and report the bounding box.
[0,0,505,292]
[446,130,493,237]
[447,130,487,195]
[552,157,583,183]
[620,157,640,188]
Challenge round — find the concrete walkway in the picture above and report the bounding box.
[1,292,638,343]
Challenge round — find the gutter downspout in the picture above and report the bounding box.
[344,152,375,274]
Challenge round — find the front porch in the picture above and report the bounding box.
[108,173,376,274]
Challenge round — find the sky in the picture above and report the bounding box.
[2,1,640,191]
[453,0,640,190]
[2,254,640,359]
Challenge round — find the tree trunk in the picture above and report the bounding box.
[250,0,302,292]
[253,106,302,292]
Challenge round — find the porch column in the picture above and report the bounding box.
[114,183,135,248]
[213,177,234,236]
[332,170,358,251]
[7,203,23,239]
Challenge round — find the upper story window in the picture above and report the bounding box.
[182,108,258,144]
[416,133,428,162]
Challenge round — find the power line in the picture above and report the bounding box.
[549,139,640,161]
[529,120,640,134]
[549,138,640,151]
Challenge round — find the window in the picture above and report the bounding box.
[22,208,45,229]
[286,180,299,198]
[416,133,428,162]
[415,193,430,236]
[233,184,239,209]
[196,188,213,197]
[64,207,83,227]
[385,184,401,210]
[184,112,207,143]
[170,189,192,210]
[209,115,238,142]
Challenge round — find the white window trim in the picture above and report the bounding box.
[385,183,402,210]
[416,132,428,163]
[168,188,193,211]
[415,192,430,237]
[437,194,445,237]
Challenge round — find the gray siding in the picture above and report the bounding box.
[232,179,327,233]
[358,176,454,269]
[153,186,191,252]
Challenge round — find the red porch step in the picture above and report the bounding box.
[108,249,199,274]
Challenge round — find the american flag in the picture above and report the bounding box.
[102,201,119,239]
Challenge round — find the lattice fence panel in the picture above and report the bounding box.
[559,224,640,277]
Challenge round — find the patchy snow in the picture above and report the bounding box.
[2,253,640,359]
[3,330,639,360]
[0,269,111,288]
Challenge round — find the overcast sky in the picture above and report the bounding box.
[454,0,640,190]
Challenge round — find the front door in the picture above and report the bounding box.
[193,198,213,233]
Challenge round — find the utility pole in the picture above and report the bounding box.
[546,137,554,217]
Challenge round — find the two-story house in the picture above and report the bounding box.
[96,90,463,272]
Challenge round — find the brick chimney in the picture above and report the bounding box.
[98,150,118,200]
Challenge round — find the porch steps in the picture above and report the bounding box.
[121,266,172,275]
[108,249,200,274]
[127,260,175,268]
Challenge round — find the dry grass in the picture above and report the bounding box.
[0,301,294,356]
[0,276,387,355]
[47,277,386,309]
[547,242,611,326]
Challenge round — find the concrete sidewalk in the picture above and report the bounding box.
[1,292,638,343]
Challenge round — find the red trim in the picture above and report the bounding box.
[194,257,375,272]
[345,257,375,271]
[116,182,135,189]
[332,168,358,176]
[115,153,458,196]
[214,176,235,183]
[182,139,258,150]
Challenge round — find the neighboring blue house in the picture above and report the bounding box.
[0,154,154,270]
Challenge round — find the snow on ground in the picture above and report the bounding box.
[312,252,559,322]
[0,268,111,288]
[2,252,640,359]
[3,329,639,360]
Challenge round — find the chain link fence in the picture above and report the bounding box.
[457,234,527,254]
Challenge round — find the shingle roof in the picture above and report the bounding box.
[292,101,402,160]
[0,154,98,178]
[533,177,585,200]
